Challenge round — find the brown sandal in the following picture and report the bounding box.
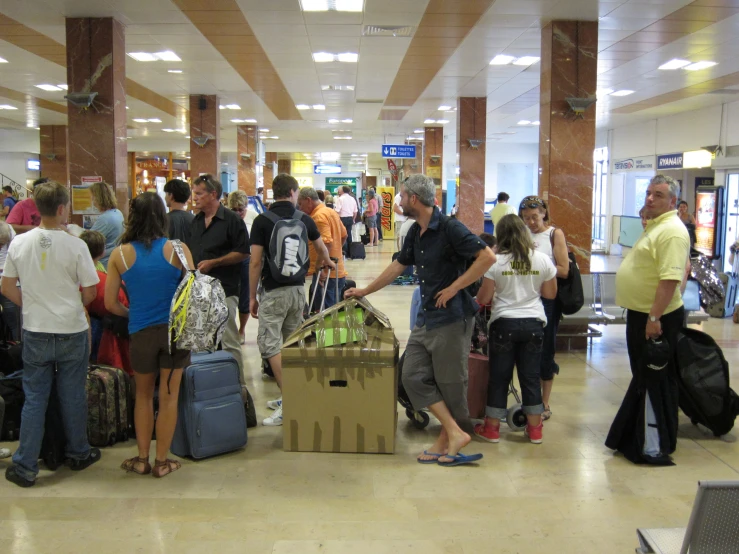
[152,458,181,478]
[121,456,151,475]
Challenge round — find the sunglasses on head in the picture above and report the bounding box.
[519,197,545,210]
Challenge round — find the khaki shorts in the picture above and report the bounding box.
[257,286,306,359]
[129,324,191,374]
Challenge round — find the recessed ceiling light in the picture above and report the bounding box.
[313,52,335,63]
[321,84,355,91]
[245,118,257,123]
[518,120,531,125]
[259,128,270,133]
[685,61,717,71]
[168,69,183,74]
[231,119,245,123]
[328,118,339,123]
[300,0,364,11]
[296,104,310,110]
[177,128,187,133]
[225,104,240,110]
[185,135,190,138]
[438,105,451,111]
[490,54,515,65]
[0,105,17,110]
[126,106,129,109]
[0,57,7,63]
[57,84,68,90]
[35,84,62,91]
[436,119,449,124]
[341,118,353,123]
[407,136,424,141]
[532,121,540,125]
[133,118,148,123]
[127,52,157,62]
[337,53,358,63]
[162,128,175,132]
[424,119,436,124]
[313,104,326,110]
[611,89,635,96]
[513,56,540,66]
[414,129,424,133]
[155,51,181,62]
[148,118,161,123]
[658,58,691,70]
[596,88,614,97]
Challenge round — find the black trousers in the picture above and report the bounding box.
[340,216,353,257]
[626,307,684,383]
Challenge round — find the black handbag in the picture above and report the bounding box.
[550,229,584,315]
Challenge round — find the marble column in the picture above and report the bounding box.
[425,126,443,207]
[39,125,69,186]
[237,125,257,195]
[66,17,127,212]
[539,20,598,273]
[457,97,486,234]
[264,152,277,202]
[277,159,291,176]
[189,94,220,178]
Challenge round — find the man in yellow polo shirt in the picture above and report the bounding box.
[298,187,348,310]
[609,174,689,463]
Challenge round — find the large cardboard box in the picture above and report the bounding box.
[281,297,398,454]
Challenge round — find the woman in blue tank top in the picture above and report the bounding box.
[104,192,195,478]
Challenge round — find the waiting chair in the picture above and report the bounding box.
[636,480,739,553]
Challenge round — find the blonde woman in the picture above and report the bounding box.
[228,190,252,344]
[89,181,124,269]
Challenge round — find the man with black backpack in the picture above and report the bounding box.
[250,174,335,427]
[346,174,495,466]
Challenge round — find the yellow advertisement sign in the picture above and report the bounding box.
[71,184,100,215]
[378,186,394,239]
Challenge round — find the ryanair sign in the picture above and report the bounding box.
[612,156,655,172]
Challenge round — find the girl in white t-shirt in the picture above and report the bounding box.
[474,214,557,444]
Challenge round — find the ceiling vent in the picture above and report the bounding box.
[362,25,415,37]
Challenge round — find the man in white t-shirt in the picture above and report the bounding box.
[1,181,102,487]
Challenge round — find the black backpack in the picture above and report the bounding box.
[675,327,739,437]
[549,228,584,315]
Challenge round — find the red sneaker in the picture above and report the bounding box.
[525,422,543,444]
[474,421,500,443]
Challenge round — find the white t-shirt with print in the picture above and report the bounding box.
[4,228,99,333]
[485,250,556,324]
[394,193,407,223]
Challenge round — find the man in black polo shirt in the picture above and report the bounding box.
[250,174,334,427]
[187,175,250,385]
[346,174,495,466]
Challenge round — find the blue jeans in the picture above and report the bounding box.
[486,318,545,419]
[309,274,346,311]
[12,330,91,480]
[541,298,561,381]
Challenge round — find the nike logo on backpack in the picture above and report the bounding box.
[282,237,302,277]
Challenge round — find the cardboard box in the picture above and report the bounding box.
[281,297,398,454]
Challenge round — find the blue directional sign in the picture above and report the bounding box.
[382,144,416,158]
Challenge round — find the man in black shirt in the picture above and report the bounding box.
[346,174,495,466]
[187,175,250,385]
[250,174,334,427]
[164,179,194,243]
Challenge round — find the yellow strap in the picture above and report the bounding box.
[169,273,194,341]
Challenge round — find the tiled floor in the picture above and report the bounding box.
[2,241,738,553]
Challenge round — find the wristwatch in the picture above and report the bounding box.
[649,315,658,322]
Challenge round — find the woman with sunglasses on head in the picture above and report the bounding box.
[228,191,252,344]
[474,214,557,444]
[518,195,569,421]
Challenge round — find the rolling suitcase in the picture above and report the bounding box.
[86,364,134,446]
[350,242,366,260]
[171,351,247,459]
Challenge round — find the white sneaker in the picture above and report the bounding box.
[263,405,283,426]
[267,398,282,410]
[0,447,11,459]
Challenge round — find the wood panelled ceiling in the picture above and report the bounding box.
[0,13,182,118]
[379,0,495,121]
[171,0,302,121]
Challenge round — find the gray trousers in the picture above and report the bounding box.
[223,295,245,386]
[402,317,474,423]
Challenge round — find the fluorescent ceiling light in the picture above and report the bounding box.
[414,129,424,133]
[176,128,187,133]
[490,55,515,65]
[168,69,183,74]
[407,136,424,141]
[328,118,339,123]
[513,56,540,66]
[0,57,7,63]
[57,84,68,90]
[132,118,148,123]
[269,136,279,139]
[155,51,181,62]
[658,58,691,70]
[313,52,335,63]
[300,0,363,12]
[685,61,717,71]
[336,0,363,11]
[334,136,352,140]
[518,120,531,125]
[596,88,614,97]
[147,118,161,123]
[532,121,540,125]
[337,53,358,63]
[341,118,353,123]
[35,84,62,91]
[162,128,175,132]
[438,105,451,111]
[296,104,310,110]
[424,119,436,124]
[610,89,634,96]
[259,128,270,132]
[127,52,157,62]
[312,104,326,110]
[225,104,240,110]
[245,118,257,123]
[0,105,17,110]
[436,119,449,124]
[231,119,245,123]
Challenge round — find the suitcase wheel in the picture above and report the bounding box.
[507,404,527,432]
[405,408,430,429]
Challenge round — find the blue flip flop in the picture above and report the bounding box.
[417,450,444,464]
[437,452,483,467]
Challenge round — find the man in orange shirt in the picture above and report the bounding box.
[298,187,348,310]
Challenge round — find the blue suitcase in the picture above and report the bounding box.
[171,351,247,459]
